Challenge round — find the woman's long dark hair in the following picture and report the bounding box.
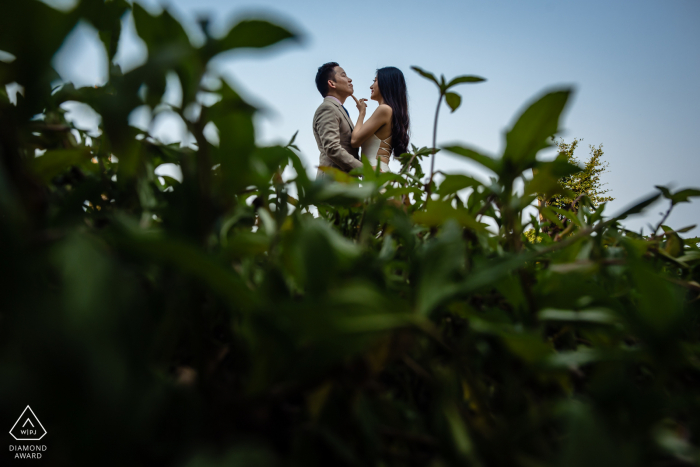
[376,67,409,158]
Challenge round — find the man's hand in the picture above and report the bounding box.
[351,94,368,114]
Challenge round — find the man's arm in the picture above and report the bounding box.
[315,106,363,171]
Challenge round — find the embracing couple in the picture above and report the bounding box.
[313,62,410,178]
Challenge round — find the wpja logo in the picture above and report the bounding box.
[8,406,47,460]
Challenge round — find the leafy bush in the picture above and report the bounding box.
[1,2,700,466]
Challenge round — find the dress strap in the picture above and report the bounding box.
[378,136,392,155]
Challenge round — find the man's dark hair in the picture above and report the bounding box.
[315,62,339,97]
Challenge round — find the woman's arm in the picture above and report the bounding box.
[350,97,392,148]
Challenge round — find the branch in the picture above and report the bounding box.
[426,94,443,199]
[652,201,673,237]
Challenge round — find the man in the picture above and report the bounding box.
[312,62,363,178]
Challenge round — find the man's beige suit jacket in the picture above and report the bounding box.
[313,97,362,178]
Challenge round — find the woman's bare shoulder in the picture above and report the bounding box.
[375,104,393,119]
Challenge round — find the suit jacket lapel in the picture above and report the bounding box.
[326,97,354,130]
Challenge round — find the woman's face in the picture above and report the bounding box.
[370,75,382,101]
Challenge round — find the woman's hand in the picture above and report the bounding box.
[351,95,368,114]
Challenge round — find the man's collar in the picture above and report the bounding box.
[325,95,345,106]
[324,96,353,129]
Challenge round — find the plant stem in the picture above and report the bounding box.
[426,93,443,199]
[652,201,673,237]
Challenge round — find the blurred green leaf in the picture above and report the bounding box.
[415,221,465,316]
[538,308,618,324]
[656,185,700,205]
[504,88,572,164]
[438,174,482,196]
[446,75,486,88]
[413,200,488,231]
[132,4,192,53]
[613,193,661,220]
[411,65,440,87]
[314,182,374,204]
[525,156,582,198]
[443,145,500,173]
[77,0,130,61]
[445,92,461,112]
[501,332,552,363]
[111,225,257,312]
[30,149,91,183]
[216,19,298,52]
[664,232,684,257]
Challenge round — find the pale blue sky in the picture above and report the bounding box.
[51,0,700,234]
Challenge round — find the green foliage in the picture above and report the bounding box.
[2,2,700,466]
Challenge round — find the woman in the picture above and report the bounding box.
[350,66,409,172]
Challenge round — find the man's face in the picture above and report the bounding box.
[329,66,353,97]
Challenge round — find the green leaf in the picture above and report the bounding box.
[655,185,672,199]
[683,237,700,246]
[438,174,483,196]
[446,75,486,89]
[30,149,91,183]
[335,313,422,333]
[540,206,564,228]
[671,188,700,203]
[415,221,465,316]
[545,349,604,369]
[525,158,581,198]
[443,403,478,461]
[112,228,257,312]
[656,185,700,206]
[445,92,461,113]
[664,232,684,257]
[217,19,298,52]
[77,0,130,61]
[130,4,196,107]
[159,175,180,189]
[314,182,375,205]
[225,232,270,258]
[413,201,488,232]
[251,146,293,184]
[677,251,700,263]
[286,130,298,148]
[461,252,536,295]
[288,150,311,192]
[0,0,77,114]
[613,193,661,220]
[208,79,258,190]
[132,4,191,53]
[317,167,355,184]
[443,145,500,173]
[382,186,423,199]
[550,207,582,227]
[674,224,696,233]
[538,308,618,324]
[411,66,440,87]
[504,88,572,164]
[501,332,553,363]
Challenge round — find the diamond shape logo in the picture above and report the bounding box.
[9,406,46,441]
